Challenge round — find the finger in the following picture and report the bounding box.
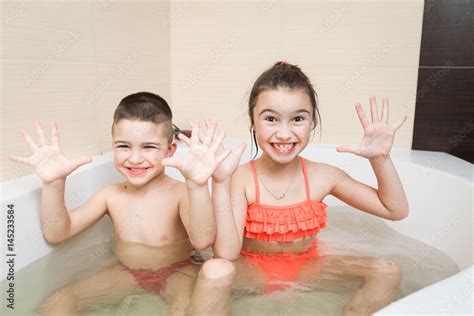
[236,143,247,155]
[232,143,247,159]
[207,118,218,143]
[381,98,389,123]
[336,145,359,154]
[71,156,92,169]
[216,148,231,164]
[51,121,61,148]
[9,155,31,166]
[189,119,200,145]
[210,130,227,153]
[355,103,370,129]
[369,96,379,122]
[34,121,48,145]
[161,157,182,169]
[203,119,217,146]
[392,115,407,131]
[177,133,192,146]
[21,128,39,151]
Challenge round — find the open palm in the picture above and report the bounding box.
[9,121,91,183]
[337,97,407,158]
[212,142,246,182]
[162,120,231,185]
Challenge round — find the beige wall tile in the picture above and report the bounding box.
[1,1,170,181]
[170,2,282,65]
[97,63,171,153]
[170,1,422,149]
[1,0,423,182]
[281,1,424,66]
[171,64,256,138]
[93,0,169,65]
[170,62,416,148]
[305,65,417,148]
[1,60,100,181]
[1,1,95,62]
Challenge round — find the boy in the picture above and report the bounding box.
[10,92,235,315]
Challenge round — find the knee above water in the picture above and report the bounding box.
[371,259,402,276]
[39,287,77,313]
[201,258,236,280]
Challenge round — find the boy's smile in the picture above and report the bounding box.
[112,119,175,189]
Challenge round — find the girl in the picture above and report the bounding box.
[211,61,409,315]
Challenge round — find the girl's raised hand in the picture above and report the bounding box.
[9,121,92,183]
[336,97,407,158]
[162,119,231,186]
[212,140,246,183]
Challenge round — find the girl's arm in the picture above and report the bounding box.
[330,159,409,220]
[212,170,248,260]
[334,96,409,220]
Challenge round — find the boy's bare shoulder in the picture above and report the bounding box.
[165,176,188,196]
[96,183,120,197]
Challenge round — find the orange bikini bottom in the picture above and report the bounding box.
[118,259,191,294]
[240,240,320,293]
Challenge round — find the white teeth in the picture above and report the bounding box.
[273,143,293,152]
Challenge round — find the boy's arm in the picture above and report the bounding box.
[9,121,107,244]
[163,119,230,250]
[41,181,109,244]
[178,182,215,250]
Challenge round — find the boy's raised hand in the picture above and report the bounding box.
[336,97,407,158]
[9,121,92,183]
[162,119,231,186]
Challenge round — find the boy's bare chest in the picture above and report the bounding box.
[106,190,186,244]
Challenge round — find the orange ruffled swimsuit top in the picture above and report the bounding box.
[245,157,328,242]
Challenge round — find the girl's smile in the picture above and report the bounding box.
[253,87,314,164]
[271,142,297,154]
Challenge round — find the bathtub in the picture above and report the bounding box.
[1,141,472,314]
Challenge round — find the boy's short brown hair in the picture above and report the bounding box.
[113,92,174,143]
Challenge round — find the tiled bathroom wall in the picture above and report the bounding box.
[1,0,425,181]
[412,0,474,163]
[1,0,171,180]
[170,0,424,147]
